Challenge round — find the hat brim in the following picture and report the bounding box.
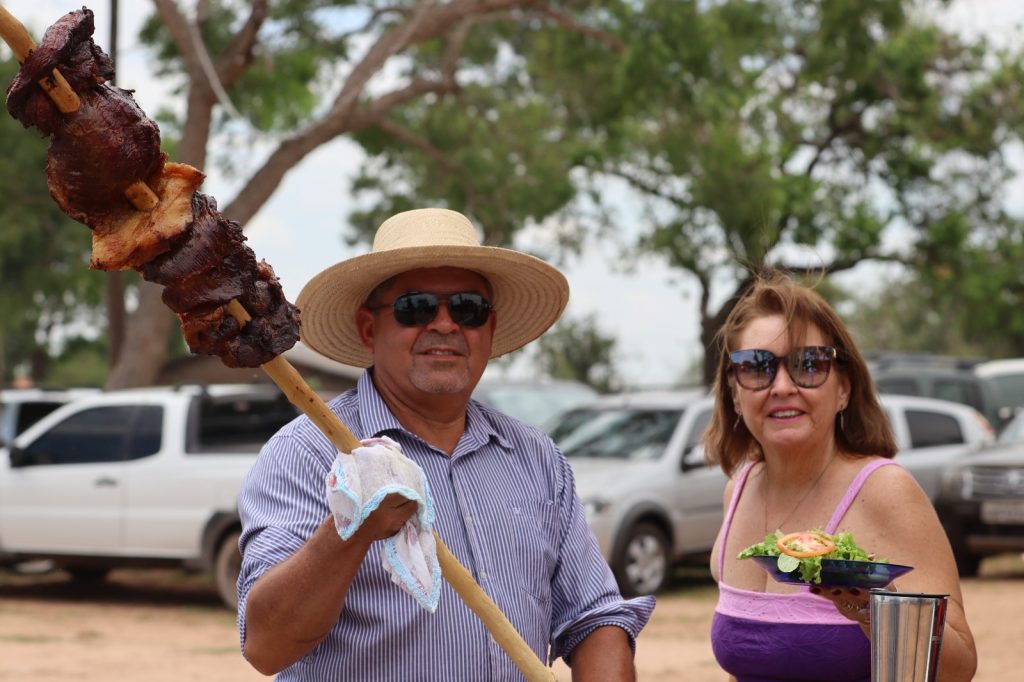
[296,245,569,367]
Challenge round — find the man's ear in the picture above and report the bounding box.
[355,308,376,353]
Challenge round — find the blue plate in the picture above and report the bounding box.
[749,555,914,588]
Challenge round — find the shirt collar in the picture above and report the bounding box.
[355,369,512,453]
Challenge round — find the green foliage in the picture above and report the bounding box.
[0,57,105,385]
[139,1,357,133]
[535,314,620,392]
[514,0,1024,379]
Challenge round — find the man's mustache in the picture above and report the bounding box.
[413,332,469,355]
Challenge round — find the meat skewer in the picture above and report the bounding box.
[0,6,554,680]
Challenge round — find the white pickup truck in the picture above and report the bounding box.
[0,383,300,608]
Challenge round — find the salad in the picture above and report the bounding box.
[738,529,882,584]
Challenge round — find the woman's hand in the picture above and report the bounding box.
[809,584,871,626]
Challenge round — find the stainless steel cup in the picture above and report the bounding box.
[870,590,949,682]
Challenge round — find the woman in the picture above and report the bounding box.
[703,271,977,681]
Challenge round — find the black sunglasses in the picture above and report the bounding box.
[729,346,844,391]
[369,291,493,328]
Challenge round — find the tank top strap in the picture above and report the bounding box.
[824,458,898,533]
[718,461,757,578]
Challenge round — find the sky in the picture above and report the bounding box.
[3,0,1024,388]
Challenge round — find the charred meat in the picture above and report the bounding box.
[5,8,300,367]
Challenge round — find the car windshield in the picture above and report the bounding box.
[550,407,681,461]
[997,411,1024,444]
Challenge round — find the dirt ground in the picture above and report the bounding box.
[1,556,1022,681]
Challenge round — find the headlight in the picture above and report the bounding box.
[940,467,973,500]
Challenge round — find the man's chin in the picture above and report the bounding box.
[409,371,472,395]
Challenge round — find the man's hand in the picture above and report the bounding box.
[352,492,419,542]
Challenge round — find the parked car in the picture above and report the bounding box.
[0,387,100,447]
[872,365,1007,432]
[935,409,1024,577]
[550,391,992,597]
[472,378,598,432]
[0,383,300,608]
[973,358,1024,422]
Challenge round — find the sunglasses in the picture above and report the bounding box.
[370,291,493,328]
[729,345,844,391]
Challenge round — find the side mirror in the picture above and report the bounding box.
[681,445,707,471]
[8,445,29,468]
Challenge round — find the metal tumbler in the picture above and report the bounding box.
[870,590,949,682]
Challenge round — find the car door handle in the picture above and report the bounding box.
[94,476,118,487]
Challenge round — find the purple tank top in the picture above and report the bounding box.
[711,458,897,682]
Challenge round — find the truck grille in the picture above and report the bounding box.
[969,466,1024,497]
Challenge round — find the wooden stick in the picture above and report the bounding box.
[0,10,554,678]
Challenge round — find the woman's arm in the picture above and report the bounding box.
[847,465,978,682]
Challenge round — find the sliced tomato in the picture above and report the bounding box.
[776,531,835,558]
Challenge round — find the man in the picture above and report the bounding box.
[237,208,654,680]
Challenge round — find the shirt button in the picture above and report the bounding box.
[479,571,488,581]
[465,515,473,524]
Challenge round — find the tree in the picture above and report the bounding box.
[96,0,620,388]
[513,0,1024,383]
[0,57,105,386]
[841,220,1024,359]
[534,313,620,392]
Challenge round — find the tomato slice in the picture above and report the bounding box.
[776,531,835,558]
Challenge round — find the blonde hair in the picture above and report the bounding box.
[703,270,897,477]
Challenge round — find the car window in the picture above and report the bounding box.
[195,396,298,451]
[22,406,136,465]
[553,408,682,461]
[683,408,713,453]
[933,379,983,413]
[876,378,920,396]
[905,409,964,448]
[987,373,1024,409]
[127,406,163,460]
[997,412,1024,444]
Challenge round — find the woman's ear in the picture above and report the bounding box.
[838,374,851,412]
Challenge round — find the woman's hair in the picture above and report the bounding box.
[703,270,897,477]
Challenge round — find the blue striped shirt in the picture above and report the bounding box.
[237,370,655,681]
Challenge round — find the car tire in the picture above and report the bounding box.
[612,522,670,597]
[214,530,242,611]
[66,566,110,583]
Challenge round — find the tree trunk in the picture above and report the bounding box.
[104,281,177,389]
[700,276,755,387]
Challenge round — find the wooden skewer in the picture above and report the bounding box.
[0,9,554,679]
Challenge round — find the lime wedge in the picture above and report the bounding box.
[777,554,800,573]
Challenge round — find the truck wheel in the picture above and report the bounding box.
[612,522,670,597]
[214,530,242,611]
[67,566,110,583]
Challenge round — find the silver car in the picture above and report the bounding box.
[550,391,993,597]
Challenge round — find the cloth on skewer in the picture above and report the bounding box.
[325,436,441,612]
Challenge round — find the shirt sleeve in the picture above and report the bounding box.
[235,425,335,650]
[545,446,656,662]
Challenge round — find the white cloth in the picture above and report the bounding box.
[325,436,441,612]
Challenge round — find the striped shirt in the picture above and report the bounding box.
[237,370,655,681]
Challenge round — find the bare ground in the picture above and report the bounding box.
[1,556,1021,681]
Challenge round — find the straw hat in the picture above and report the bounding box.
[296,208,570,368]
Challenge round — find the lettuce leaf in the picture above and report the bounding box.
[737,529,882,584]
